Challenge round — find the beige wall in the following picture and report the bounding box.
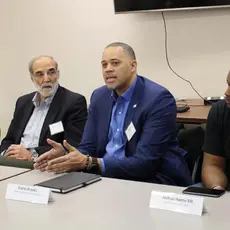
[0,0,230,136]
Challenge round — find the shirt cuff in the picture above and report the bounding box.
[1,150,6,156]
[29,148,39,161]
[100,158,105,173]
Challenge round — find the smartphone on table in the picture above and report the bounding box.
[182,187,225,198]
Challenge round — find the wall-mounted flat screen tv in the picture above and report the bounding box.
[114,0,230,13]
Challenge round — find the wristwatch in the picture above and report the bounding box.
[87,157,100,174]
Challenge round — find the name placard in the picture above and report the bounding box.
[149,191,204,216]
[5,183,53,205]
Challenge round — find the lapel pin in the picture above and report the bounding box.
[133,104,137,108]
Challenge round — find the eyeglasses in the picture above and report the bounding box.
[33,69,58,79]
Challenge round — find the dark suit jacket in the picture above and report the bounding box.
[0,85,88,155]
[77,76,192,186]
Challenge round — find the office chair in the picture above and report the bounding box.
[177,126,205,183]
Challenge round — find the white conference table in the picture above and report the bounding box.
[0,170,229,230]
[0,166,31,181]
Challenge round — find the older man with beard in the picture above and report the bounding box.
[0,55,87,162]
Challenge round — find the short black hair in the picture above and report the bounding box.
[106,42,136,60]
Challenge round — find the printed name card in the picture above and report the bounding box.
[149,191,204,216]
[5,183,53,205]
[49,121,64,135]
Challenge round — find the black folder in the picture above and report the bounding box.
[35,172,101,193]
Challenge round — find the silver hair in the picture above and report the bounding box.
[28,55,58,74]
[106,42,136,60]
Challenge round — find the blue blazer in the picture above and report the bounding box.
[78,76,192,186]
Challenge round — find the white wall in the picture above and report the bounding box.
[0,0,230,136]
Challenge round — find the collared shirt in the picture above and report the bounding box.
[100,78,137,172]
[20,88,57,149]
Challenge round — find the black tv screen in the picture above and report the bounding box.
[114,0,230,13]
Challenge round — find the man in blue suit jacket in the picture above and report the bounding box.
[35,42,191,186]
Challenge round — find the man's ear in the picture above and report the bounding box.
[57,70,60,79]
[30,74,34,83]
[131,60,137,73]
